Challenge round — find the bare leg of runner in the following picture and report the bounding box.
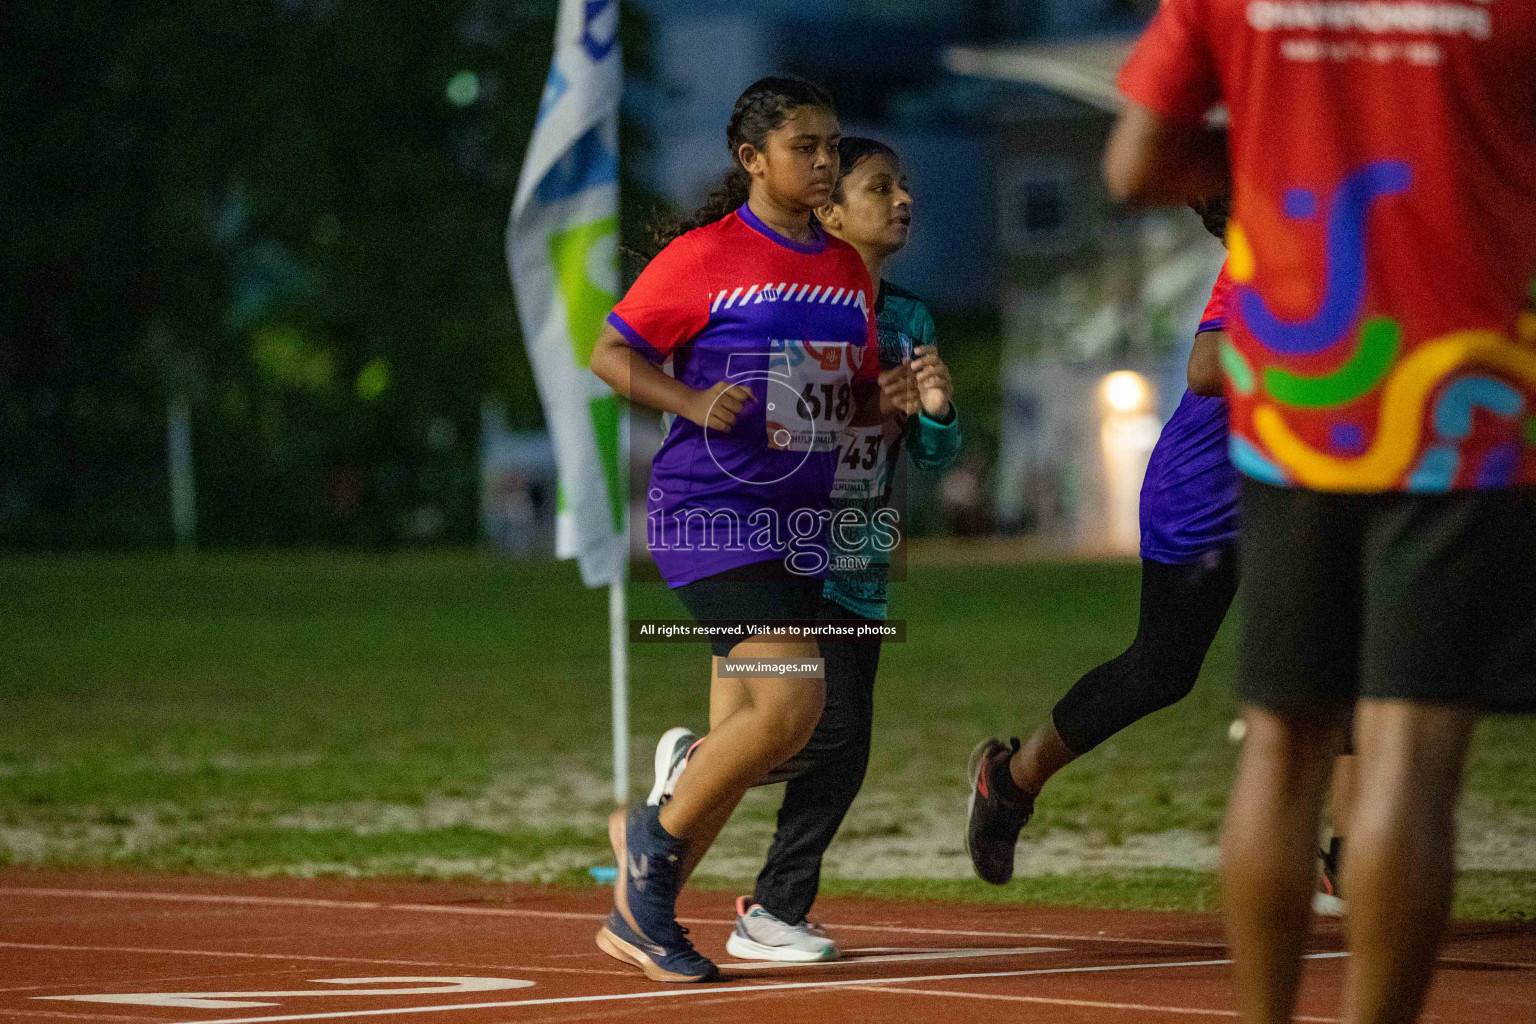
[1221,707,1350,1024]
[1340,700,1478,1024]
[1331,754,1357,835]
[1010,718,1076,795]
[661,634,824,853]
[673,657,774,884]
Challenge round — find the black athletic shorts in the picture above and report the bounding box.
[1238,479,1536,714]
[673,558,823,657]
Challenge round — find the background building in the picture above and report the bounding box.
[626,0,1219,553]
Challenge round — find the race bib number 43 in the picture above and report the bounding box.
[831,425,887,500]
[765,339,858,453]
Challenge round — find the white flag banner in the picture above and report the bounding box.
[507,0,625,588]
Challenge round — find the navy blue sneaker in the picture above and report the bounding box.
[596,806,718,983]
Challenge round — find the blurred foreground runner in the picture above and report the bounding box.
[1105,3,1536,1022]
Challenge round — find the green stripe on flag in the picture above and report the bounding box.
[589,394,624,534]
[549,216,619,368]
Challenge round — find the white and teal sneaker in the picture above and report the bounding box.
[724,896,839,963]
[646,727,699,807]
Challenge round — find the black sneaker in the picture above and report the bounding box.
[965,737,1032,885]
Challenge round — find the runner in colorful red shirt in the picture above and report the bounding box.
[1106,3,1536,1020]
[1116,1,1536,494]
[588,76,896,985]
[608,200,879,586]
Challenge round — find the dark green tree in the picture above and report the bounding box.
[1,0,654,547]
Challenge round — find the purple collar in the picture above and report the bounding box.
[737,202,827,254]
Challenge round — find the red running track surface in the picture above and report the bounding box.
[0,868,1531,1023]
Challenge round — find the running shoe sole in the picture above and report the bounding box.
[725,929,838,963]
[596,922,719,983]
[647,726,695,806]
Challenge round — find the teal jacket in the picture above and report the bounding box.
[823,281,962,620]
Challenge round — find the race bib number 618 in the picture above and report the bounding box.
[765,339,858,453]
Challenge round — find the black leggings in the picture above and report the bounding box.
[1051,548,1239,756]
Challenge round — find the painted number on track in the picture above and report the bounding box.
[38,976,534,1010]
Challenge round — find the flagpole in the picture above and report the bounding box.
[609,572,629,807]
[505,0,626,807]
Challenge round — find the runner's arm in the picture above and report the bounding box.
[1187,329,1225,397]
[1103,101,1228,206]
[907,402,961,471]
[906,326,961,470]
[590,325,750,431]
[854,378,905,425]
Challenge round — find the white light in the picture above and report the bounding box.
[1101,370,1149,414]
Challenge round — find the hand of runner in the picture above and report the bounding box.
[687,381,754,432]
[911,345,952,419]
[878,364,920,417]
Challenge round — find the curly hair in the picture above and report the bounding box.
[637,77,837,263]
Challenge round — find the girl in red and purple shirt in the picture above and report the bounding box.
[588,77,902,984]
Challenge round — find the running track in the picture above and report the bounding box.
[2,870,1532,1023]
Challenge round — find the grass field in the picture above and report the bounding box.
[3,552,1534,919]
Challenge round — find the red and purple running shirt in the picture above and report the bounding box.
[1119,0,1536,492]
[609,204,879,586]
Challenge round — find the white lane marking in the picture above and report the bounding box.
[10,942,1069,979]
[5,1010,178,1022]
[1,966,302,995]
[0,942,631,978]
[0,888,1226,949]
[160,956,1285,1024]
[39,978,533,1010]
[0,889,381,910]
[818,923,1222,949]
[403,903,1233,950]
[1439,955,1536,970]
[722,946,1063,971]
[859,986,1338,1022]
